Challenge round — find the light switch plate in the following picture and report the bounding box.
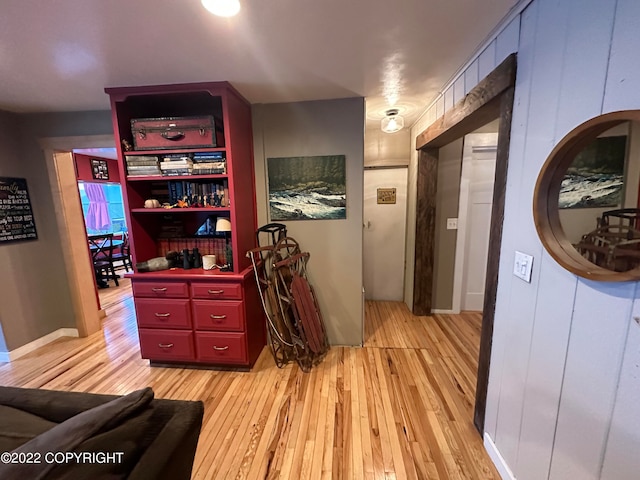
[514,251,533,282]
[446,218,458,230]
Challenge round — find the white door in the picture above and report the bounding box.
[453,133,497,312]
[363,167,408,301]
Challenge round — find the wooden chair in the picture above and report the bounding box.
[112,232,132,272]
[88,233,119,287]
[574,224,640,272]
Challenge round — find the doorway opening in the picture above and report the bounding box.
[40,135,117,337]
[412,54,516,433]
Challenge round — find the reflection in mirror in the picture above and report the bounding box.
[558,121,640,272]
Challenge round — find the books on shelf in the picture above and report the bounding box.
[168,179,229,207]
[126,152,226,177]
[193,152,226,174]
[160,156,194,176]
[126,155,161,176]
[192,162,226,175]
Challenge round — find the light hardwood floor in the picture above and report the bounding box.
[0,282,499,479]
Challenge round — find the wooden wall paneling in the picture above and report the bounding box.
[444,86,454,113]
[600,289,640,480]
[554,0,616,137]
[464,59,480,96]
[602,0,640,113]
[478,40,498,80]
[412,148,438,315]
[483,8,534,441]
[494,0,569,468]
[453,77,465,105]
[435,96,445,119]
[496,16,521,63]
[515,1,617,478]
[515,252,577,480]
[548,282,634,480]
[599,4,640,475]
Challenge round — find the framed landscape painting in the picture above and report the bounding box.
[267,155,346,220]
[558,135,627,209]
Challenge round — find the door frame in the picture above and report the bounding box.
[413,54,516,433]
[39,134,116,336]
[452,138,498,313]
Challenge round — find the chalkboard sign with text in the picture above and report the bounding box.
[0,177,38,243]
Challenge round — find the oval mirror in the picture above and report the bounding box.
[534,110,640,281]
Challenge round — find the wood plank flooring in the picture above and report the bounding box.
[0,283,499,479]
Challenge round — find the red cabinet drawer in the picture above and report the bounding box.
[135,298,191,329]
[195,332,247,364]
[192,300,244,331]
[138,329,195,362]
[133,281,189,298]
[191,282,242,300]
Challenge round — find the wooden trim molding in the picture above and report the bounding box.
[533,110,640,281]
[413,53,517,434]
[40,135,116,336]
[474,85,514,431]
[412,148,439,315]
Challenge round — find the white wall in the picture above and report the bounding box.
[410,0,640,478]
[252,98,365,346]
[489,0,640,479]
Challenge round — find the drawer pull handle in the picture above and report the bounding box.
[210,314,227,320]
[213,345,229,351]
[158,343,174,349]
[151,287,167,293]
[208,289,224,295]
[155,312,171,317]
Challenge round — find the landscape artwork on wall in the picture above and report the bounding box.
[559,135,627,208]
[267,155,346,220]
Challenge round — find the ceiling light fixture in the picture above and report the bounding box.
[381,109,404,133]
[201,0,241,17]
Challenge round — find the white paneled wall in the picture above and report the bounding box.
[407,0,640,478]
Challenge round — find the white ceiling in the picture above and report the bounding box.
[1,0,519,131]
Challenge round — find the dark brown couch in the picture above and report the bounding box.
[0,386,203,479]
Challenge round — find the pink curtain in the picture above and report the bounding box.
[85,183,111,231]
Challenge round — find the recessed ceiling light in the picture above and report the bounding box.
[201,0,241,17]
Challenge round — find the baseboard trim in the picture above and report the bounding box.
[432,309,457,314]
[484,432,516,480]
[0,328,79,363]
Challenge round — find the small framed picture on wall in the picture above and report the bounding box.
[91,158,109,180]
[377,188,396,204]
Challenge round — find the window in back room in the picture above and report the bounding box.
[78,181,128,235]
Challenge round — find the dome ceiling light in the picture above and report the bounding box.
[201,0,241,17]
[381,108,404,133]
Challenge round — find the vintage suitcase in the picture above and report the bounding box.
[130,116,222,150]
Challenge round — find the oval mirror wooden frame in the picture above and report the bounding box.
[533,110,640,282]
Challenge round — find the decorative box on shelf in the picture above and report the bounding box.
[130,116,223,150]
